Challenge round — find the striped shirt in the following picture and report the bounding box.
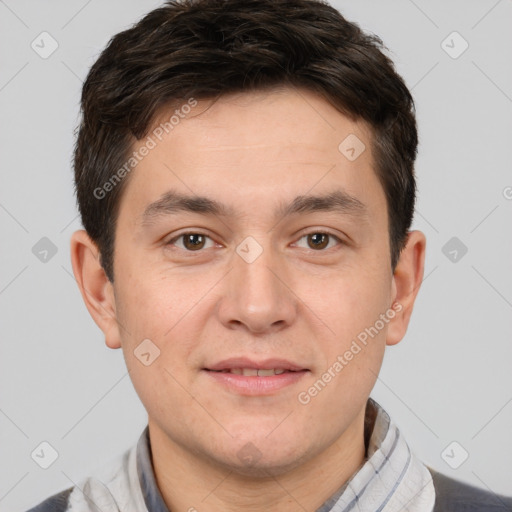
[27,398,512,511]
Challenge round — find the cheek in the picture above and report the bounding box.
[114,280,201,416]
[114,270,216,388]
[303,263,392,394]
[115,269,208,340]
[313,265,393,339]
[302,282,389,413]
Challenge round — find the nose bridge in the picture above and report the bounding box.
[218,236,297,333]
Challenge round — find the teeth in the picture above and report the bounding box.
[223,368,289,376]
[257,369,276,377]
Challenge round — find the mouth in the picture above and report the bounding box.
[203,358,309,395]
[207,368,300,376]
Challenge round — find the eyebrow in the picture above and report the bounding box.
[140,189,367,225]
[278,190,367,219]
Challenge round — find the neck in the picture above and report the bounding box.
[149,409,367,512]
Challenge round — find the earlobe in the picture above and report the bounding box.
[70,230,122,349]
[386,230,426,346]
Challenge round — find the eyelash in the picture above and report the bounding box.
[166,231,218,251]
[166,230,343,252]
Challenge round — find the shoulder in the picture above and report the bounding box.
[25,437,146,512]
[428,467,512,511]
[25,487,73,512]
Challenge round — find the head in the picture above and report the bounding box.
[71,0,425,476]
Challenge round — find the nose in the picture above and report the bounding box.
[215,239,298,335]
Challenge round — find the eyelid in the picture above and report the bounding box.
[291,230,344,250]
[166,230,219,250]
[165,228,345,252]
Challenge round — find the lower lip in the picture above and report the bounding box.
[203,370,309,395]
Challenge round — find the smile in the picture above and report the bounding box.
[203,358,310,395]
[209,368,296,376]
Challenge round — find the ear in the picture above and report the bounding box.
[386,230,426,346]
[70,230,122,349]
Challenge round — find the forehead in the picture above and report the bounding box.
[119,87,385,221]
[149,88,370,162]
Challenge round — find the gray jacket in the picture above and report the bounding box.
[27,469,512,512]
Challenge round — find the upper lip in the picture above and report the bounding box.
[205,357,308,372]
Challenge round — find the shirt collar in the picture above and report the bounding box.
[136,423,170,512]
[136,398,434,512]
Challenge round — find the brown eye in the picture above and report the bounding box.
[307,233,330,250]
[182,233,206,250]
[166,232,217,253]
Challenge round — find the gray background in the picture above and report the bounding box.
[1,0,511,510]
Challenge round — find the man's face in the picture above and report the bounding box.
[110,88,396,474]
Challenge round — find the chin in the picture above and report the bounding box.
[210,438,313,478]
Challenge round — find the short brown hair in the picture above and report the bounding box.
[75,0,418,282]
